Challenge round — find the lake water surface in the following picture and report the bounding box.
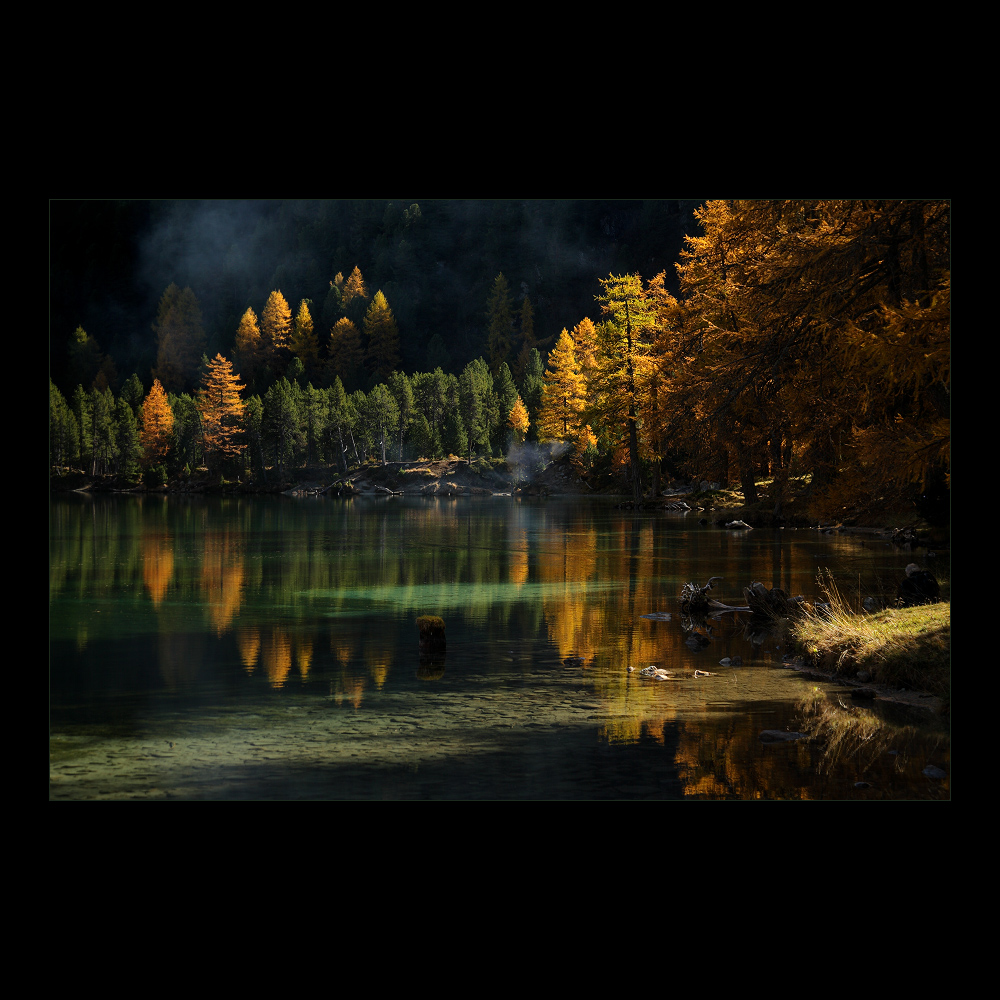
[49,493,950,800]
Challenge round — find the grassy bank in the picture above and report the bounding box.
[791,572,950,711]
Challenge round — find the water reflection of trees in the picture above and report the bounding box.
[793,690,950,798]
[51,497,821,704]
[51,496,948,785]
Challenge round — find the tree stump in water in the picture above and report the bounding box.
[417,615,446,655]
[680,577,724,615]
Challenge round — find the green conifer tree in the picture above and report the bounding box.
[152,284,207,393]
[486,273,513,376]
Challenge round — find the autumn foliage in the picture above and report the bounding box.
[197,354,246,470]
[52,203,948,522]
[139,378,173,466]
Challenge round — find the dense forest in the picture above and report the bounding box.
[49,198,950,521]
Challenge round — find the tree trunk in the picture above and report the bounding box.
[738,446,757,505]
[628,403,641,505]
[625,300,642,506]
[336,428,348,474]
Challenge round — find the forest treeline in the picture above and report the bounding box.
[50,200,949,519]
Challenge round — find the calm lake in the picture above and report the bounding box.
[49,492,950,800]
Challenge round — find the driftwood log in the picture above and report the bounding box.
[681,577,803,617]
[681,578,750,615]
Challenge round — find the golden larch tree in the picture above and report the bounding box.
[595,274,657,505]
[340,266,368,309]
[139,378,174,467]
[197,354,246,470]
[290,299,319,370]
[234,307,264,391]
[508,394,530,443]
[261,290,293,356]
[570,317,599,390]
[537,329,587,444]
[363,290,400,383]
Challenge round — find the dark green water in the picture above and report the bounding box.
[49,493,950,800]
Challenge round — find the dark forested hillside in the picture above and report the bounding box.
[49,198,703,395]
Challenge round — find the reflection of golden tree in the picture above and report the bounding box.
[237,627,261,674]
[509,529,529,587]
[600,715,645,745]
[539,523,599,660]
[331,675,366,709]
[296,635,314,681]
[263,631,293,688]
[364,636,394,690]
[674,719,819,800]
[331,637,354,666]
[370,660,390,689]
[142,533,174,606]
[200,531,245,635]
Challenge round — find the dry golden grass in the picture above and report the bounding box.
[792,569,950,702]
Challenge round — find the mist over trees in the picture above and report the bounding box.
[50,199,701,394]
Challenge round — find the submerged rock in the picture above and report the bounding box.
[897,564,941,606]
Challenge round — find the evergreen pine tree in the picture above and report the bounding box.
[68,325,103,389]
[514,296,536,382]
[520,348,545,442]
[152,284,206,393]
[89,386,117,475]
[486,273,513,376]
[363,383,400,465]
[388,370,415,461]
[168,392,203,473]
[49,380,80,471]
[326,317,364,391]
[120,373,145,417]
[114,397,141,477]
[72,384,93,473]
[263,378,302,477]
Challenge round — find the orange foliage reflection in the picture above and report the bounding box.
[142,533,174,605]
[200,531,245,634]
[296,635,314,681]
[263,631,293,688]
[237,627,262,674]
